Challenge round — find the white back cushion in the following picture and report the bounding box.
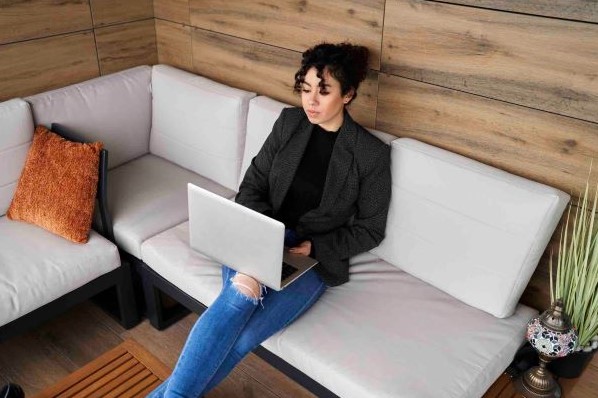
[0,99,34,216]
[26,66,152,169]
[240,96,290,190]
[366,127,397,145]
[372,138,569,318]
[151,65,255,192]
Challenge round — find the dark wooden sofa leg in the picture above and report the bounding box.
[137,261,191,330]
[142,274,166,330]
[116,261,140,329]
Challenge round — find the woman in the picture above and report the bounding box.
[149,42,391,397]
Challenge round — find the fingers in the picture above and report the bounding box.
[289,240,311,256]
[289,247,308,255]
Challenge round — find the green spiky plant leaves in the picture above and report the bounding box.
[550,177,598,348]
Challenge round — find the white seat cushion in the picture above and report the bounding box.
[0,99,34,216]
[263,254,536,398]
[109,154,236,259]
[26,66,152,169]
[372,138,570,318]
[0,217,120,327]
[140,221,223,305]
[151,65,255,192]
[141,225,535,398]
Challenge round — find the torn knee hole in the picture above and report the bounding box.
[232,274,261,299]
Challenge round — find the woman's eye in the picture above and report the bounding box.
[319,91,330,96]
[302,89,310,93]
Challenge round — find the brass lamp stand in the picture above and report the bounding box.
[515,353,562,397]
[515,299,577,398]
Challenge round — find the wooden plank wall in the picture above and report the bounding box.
[1,1,596,311]
[154,0,598,311]
[0,0,157,101]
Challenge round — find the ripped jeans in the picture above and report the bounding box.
[147,264,326,398]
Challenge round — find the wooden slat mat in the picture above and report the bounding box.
[33,339,170,398]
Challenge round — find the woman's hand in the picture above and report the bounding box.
[289,240,312,256]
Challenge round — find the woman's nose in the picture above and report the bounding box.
[309,92,318,105]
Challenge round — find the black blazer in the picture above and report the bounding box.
[236,107,391,286]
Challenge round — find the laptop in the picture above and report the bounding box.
[187,183,319,290]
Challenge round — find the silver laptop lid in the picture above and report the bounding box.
[188,183,285,289]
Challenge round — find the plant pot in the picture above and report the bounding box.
[548,348,596,378]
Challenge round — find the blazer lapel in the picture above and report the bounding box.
[271,117,313,212]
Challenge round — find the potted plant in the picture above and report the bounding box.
[549,176,598,378]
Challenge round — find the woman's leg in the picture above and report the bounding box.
[147,266,263,398]
[202,268,327,393]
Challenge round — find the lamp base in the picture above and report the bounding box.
[514,365,562,398]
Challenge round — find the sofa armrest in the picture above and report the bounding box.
[51,123,115,243]
[96,148,114,242]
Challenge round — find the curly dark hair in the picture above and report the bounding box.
[293,42,369,105]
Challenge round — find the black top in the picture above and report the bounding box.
[275,124,339,229]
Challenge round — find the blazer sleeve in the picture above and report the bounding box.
[235,109,287,215]
[311,142,391,263]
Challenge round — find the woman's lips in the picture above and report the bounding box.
[307,110,319,118]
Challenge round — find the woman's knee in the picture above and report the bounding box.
[231,273,262,301]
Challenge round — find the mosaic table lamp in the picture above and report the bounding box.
[515,299,577,398]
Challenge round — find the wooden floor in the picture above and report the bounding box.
[0,301,315,398]
[1,300,597,398]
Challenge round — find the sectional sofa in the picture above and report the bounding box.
[0,64,569,397]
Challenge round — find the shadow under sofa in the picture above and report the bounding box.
[7,64,571,398]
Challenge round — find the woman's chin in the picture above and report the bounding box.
[306,115,319,124]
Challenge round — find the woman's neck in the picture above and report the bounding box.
[319,112,344,132]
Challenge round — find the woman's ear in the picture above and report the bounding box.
[343,88,355,104]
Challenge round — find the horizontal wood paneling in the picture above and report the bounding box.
[154,0,190,24]
[0,32,99,101]
[191,28,378,128]
[156,19,192,71]
[191,28,300,102]
[447,0,598,23]
[189,0,384,70]
[376,73,598,199]
[0,1,158,100]
[95,19,158,75]
[0,0,92,45]
[381,0,598,124]
[352,70,378,129]
[90,0,154,27]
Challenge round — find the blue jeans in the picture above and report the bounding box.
[147,264,326,398]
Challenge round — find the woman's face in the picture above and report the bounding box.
[301,67,352,132]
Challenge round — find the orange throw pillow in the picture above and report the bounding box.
[7,126,103,243]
